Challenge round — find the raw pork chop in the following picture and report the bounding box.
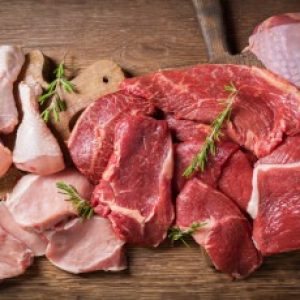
[176,179,262,279]
[6,169,93,232]
[218,150,253,213]
[0,202,47,256]
[0,45,24,134]
[248,135,300,255]
[68,90,154,183]
[121,64,300,157]
[0,225,33,280]
[92,115,174,246]
[13,82,65,175]
[0,139,12,177]
[46,217,126,274]
[174,139,238,192]
[247,13,300,87]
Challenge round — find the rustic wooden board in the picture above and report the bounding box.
[1,0,300,299]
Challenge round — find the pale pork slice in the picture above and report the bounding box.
[6,169,94,232]
[176,179,262,279]
[92,115,174,247]
[0,140,12,178]
[46,217,126,274]
[121,64,300,157]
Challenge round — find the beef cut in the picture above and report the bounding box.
[121,64,300,157]
[68,90,154,183]
[247,13,300,87]
[176,179,262,279]
[92,115,174,247]
[46,217,126,274]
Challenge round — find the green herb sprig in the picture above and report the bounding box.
[182,83,238,178]
[56,181,94,220]
[168,222,206,247]
[39,60,75,123]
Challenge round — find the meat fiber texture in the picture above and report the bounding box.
[92,115,174,247]
[68,90,155,184]
[247,13,300,88]
[176,179,262,279]
[121,64,300,158]
[248,135,300,256]
[46,217,126,274]
[6,169,94,232]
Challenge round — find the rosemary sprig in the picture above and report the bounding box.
[56,181,94,220]
[182,83,238,177]
[39,60,75,123]
[168,222,206,247]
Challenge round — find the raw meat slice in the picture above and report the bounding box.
[248,162,300,255]
[6,169,94,232]
[0,202,47,256]
[176,179,262,279]
[46,216,126,274]
[247,13,300,87]
[13,82,65,175]
[218,150,253,213]
[0,139,12,178]
[68,90,154,183]
[0,225,33,280]
[174,139,238,192]
[121,64,300,157]
[92,115,174,246]
[166,115,210,142]
[0,45,24,134]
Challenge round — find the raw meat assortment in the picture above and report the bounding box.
[0,139,12,178]
[176,179,262,278]
[92,115,174,246]
[174,138,238,192]
[218,150,253,213]
[46,217,126,274]
[247,13,300,88]
[68,90,155,183]
[0,45,24,134]
[6,169,94,232]
[13,82,65,175]
[121,64,300,157]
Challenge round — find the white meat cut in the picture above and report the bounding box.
[6,169,94,232]
[0,45,24,134]
[0,139,12,178]
[13,82,65,175]
[46,217,126,274]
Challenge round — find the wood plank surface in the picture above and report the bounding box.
[1,0,300,299]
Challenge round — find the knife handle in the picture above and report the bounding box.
[192,0,229,60]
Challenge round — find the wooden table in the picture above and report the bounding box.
[1,0,300,299]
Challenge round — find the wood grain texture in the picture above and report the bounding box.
[1,0,300,299]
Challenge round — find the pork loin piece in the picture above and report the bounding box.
[46,216,126,274]
[68,90,154,183]
[166,115,210,142]
[0,140,12,178]
[0,202,47,256]
[176,179,262,279]
[218,150,253,213]
[248,135,300,255]
[0,225,33,280]
[13,82,65,175]
[121,64,300,157]
[92,115,174,247]
[247,13,300,88]
[174,139,238,192]
[6,169,94,232]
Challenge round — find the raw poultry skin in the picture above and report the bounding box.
[0,139,12,178]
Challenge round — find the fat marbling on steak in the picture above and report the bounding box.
[68,90,154,183]
[92,115,174,247]
[121,64,300,158]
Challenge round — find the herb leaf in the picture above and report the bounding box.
[56,181,94,220]
[168,222,206,247]
[182,83,238,177]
